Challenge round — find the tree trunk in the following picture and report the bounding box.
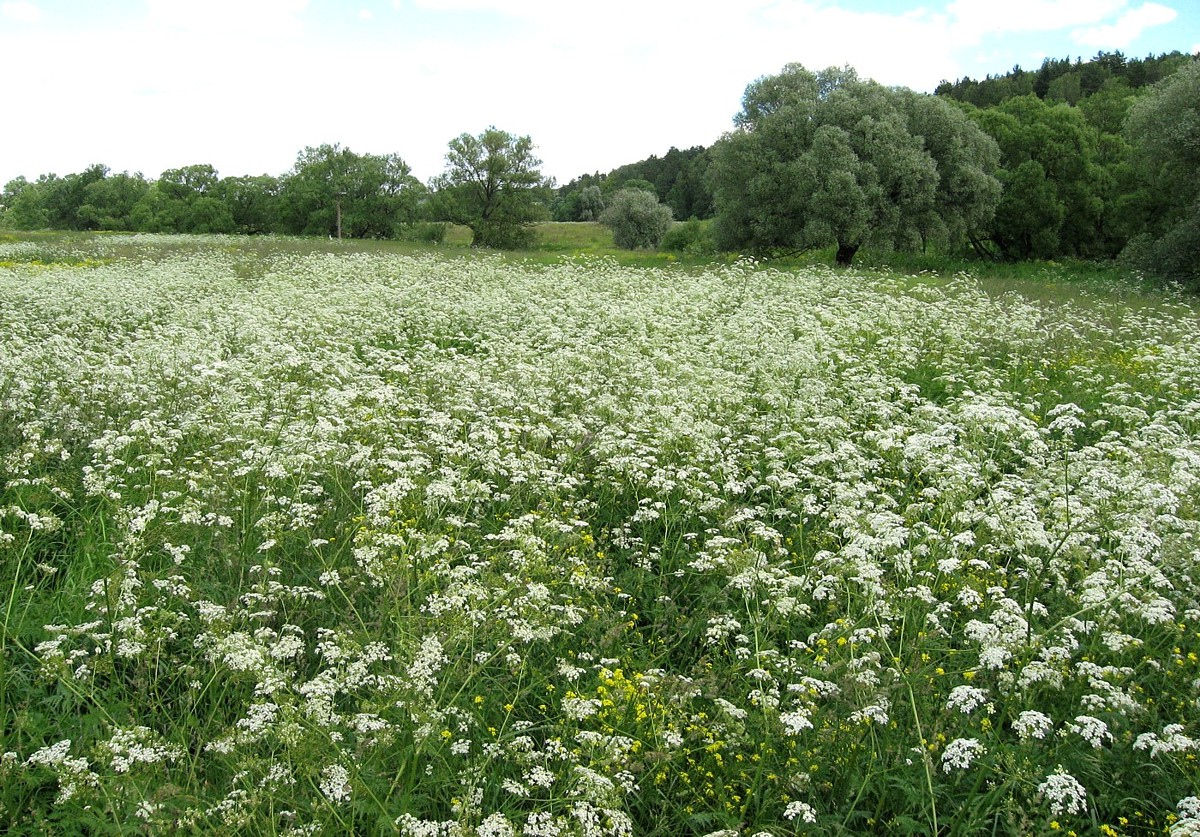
[835,241,859,267]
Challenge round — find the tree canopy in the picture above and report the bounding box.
[709,65,1001,265]
[2,51,1198,283]
[971,95,1110,259]
[278,144,424,239]
[1120,60,1200,285]
[431,128,548,249]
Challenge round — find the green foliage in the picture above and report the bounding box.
[1,177,50,230]
[993,160,1065,259]
[216,174,281,235]
[611,178,656,196]
[278,144,424,239]
[599,188,674,249]
[2,166,114,231]
[401,221,449,244]
[76,172,150,231]
[562,146,714,221]
[972,95,1112,259]
[660,218,715,255]
[935,50,1193,109]
[710,64,1000,266]
[576,185,604,221]
[130,164,236,234]
[431,127,549,249]
[552,184,604,222]
[1121,59,1200,286]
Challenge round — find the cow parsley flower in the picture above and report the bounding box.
[319,763,351,804]
[1037,767,1088,816]
[1013,710,1054,740]
[780,708,814,735]
[941,737,986,772]
[1134,724,1197,758]
[1067,715,1112,749]
[784,800,818,822]
[946,685,993,714]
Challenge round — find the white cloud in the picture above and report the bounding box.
[1072,2,1178,48]
[359,8,373,20]
[143,0,308,38]
[1,1,41,23]
[946,0,1127,41]
[1,0,1195,189]
[753,2,959,88]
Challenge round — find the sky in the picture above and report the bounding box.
[1,0,1198,188]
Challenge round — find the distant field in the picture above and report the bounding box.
[2,234,1199,835]
[443,221,615,251]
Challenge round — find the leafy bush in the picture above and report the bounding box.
[660,218,716,255]
[402,221,449,244]
[600,188,673,249]
[1119,210,1200,288]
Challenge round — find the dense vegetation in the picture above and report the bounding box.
[3,235,1200,834]
[1,50,1197,283]
[708,65,1001,266]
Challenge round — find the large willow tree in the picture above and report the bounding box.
[709,65,1001,266]
[1122,59,1200,287]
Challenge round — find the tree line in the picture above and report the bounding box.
[0,145,430,240]
[2,50,1197,286]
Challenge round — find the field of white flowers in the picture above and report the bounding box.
[1,235,1198,835]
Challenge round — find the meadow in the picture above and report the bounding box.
[1,233,1198,835]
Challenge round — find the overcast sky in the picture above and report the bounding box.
[1,0,1197,188]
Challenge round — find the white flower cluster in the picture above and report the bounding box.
[1037,766,1088,817]
[5,239,1200,831]
[941,737,986,772]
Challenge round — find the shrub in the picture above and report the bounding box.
[600,189,673,250]
[660,218,716,255]
[1119,211,1200,289]
[403,221,449,244]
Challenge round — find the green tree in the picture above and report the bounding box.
[278,144,423,239]
[77,172,150,231]
[600,188,674,249]
[608,178,656,196]
[131,165,234,234]
[1,177,50,229]
[1122,59,1200,285]
[665,150,714,220]
[709,64,999,265]
[129,184,183,232]
[432,128,549,248]
[11,165,112,230]
[972,95,1111,259]
[551,184,604,222]
[3,167,122,231]
[218,175,282,235]
[576,185,604,222]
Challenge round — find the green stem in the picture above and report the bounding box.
[907,680,940,836]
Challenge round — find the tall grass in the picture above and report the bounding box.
[1,234,1198,835]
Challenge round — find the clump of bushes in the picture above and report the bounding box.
[401,221,449,244]
[600,188,673,249]
[660,218,716,255]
